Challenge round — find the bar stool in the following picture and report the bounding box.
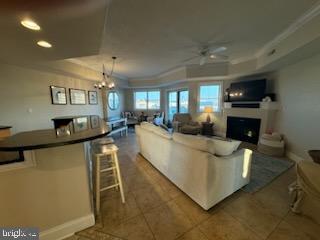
[94,143,125,214]
[91,137,114,147]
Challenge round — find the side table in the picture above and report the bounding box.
[309,150,320,164]
[202,122,214,136]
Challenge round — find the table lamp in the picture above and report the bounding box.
[204,106,213,123]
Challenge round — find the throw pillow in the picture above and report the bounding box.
[211,138,241,156]
[173,133,215,155]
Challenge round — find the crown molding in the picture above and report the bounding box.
[125,70,268,89]
[230,56,255,65]
[230,2,320,65]
[255,1,320,58]
[68,1,320,86]
[129,66,186,82]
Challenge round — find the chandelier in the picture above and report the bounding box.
[94,56,117,89]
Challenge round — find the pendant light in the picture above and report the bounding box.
[94,56,117,89]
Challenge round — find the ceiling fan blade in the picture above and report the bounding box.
[182,55,199,63]
[210,46,227,54]
[215,54,228,59]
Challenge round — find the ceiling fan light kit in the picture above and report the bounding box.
[182,44,228,65]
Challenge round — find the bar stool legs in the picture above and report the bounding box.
[95,155,101,213]
[113,152,125,203]
[94,144,125,214]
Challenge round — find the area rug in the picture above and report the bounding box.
[242,151,295,193]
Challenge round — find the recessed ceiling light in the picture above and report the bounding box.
[37,40,52,48]
[21,19,41,31]
[209,54,216,59]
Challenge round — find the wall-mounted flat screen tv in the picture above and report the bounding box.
[229,79,266,102]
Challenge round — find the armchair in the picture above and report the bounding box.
[172,113,201,135]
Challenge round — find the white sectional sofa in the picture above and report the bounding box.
[135,122,253,210]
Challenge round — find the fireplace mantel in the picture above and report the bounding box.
[220,102,279,139]
[223,102,279,110]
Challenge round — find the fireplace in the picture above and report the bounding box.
[226,116,261,144]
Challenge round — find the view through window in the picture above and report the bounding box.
[198,84,221,112]
[168,90,189,120]
[134,91,160,110]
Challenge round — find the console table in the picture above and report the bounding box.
[105,117,128,136]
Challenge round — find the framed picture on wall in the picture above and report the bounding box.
[69,88,86,105]
[90,115,100,128]
[88,91,98,105]
[73,116,88,132]
[50,86,67,105]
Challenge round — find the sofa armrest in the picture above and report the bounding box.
[220,148,253,178]
[172,121,182,132]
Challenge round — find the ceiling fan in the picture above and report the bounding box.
[182,45,228,65]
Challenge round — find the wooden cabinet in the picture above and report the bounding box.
[0,127,11,140]
[201,122,214,136]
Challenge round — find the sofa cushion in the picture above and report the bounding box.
[173,113,192,124]
[152,126,172,139]
[211,138,241,156]
[173,133,215,155]
[140,122,157,131]
[141,122,172,139]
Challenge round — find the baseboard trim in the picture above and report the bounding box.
[40,214,95,240]
[286,151,304,163]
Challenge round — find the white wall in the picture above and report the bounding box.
[0,62,103,134]
[272,53,320,160]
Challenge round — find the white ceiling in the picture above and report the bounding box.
[0,0,107,64]
[0,0,319,81]
[69,0,319,79]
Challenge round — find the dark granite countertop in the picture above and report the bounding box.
[0,117,110,152]
[0,126,12,130]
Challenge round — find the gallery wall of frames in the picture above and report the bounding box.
[50,85,98,105]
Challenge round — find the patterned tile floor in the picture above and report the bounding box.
[65,132,320,240]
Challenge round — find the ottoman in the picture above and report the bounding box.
[258,133,285,157]
[290,161,320,224]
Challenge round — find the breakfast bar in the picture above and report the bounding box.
[0,116,110,238]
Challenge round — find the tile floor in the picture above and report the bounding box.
[65,132,320,240]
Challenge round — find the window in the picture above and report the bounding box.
[168,91,177,121]
[108,91,120,110]
[167,90,189,120]
[198,83,222,112]
[134,91,160,110]
[147,91,161,109]
[179,90,189,113]
[134,92,147,109]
